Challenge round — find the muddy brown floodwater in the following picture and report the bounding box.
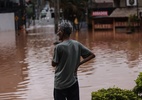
[0,27,142,100]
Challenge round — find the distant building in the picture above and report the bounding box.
[88,0,142,33]
[0,0,26,31]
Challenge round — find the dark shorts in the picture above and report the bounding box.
[54,81,79,100]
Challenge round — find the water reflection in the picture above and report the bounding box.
[0,28,142,100]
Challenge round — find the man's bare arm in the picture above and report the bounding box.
[79,53,95,66]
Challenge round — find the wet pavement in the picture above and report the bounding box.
[0,26,142,100]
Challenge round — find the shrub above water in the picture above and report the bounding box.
[133,72,142,98]
[91,87,138,100]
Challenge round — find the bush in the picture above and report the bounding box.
[133,72,142,98]
[91,87,138,100]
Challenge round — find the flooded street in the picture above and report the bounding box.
[0,27,142,100]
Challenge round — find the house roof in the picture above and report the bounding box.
[109,8,138,18]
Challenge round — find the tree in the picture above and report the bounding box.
[48,0,88,22]
[29,0,47,19]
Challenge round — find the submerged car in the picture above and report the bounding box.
[41,9,47,18]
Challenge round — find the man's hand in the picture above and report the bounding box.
[52,61,58,67]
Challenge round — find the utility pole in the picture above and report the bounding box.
[54,0,60,34]
[137,0,139,18]
[136,0,140,31]
[19,0,25,30]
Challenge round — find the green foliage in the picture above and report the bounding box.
[62,0,87,21]
[128,14,138,23]
[92,87,138,100]
[133,72,142,98]
[26,4,34,17]
[26,1,36,19]
[48,0,88,21]
[127,14,139,32]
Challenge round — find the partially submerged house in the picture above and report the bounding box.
[89,0,142,33]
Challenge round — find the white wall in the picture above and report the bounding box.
[0,13,15,32]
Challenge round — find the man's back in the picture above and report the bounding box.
[53,40,80,89]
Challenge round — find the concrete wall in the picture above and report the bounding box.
[120,0,126,7]
[0,13,15,32]
[136,0,142,7]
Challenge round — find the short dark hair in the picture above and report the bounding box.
[59,20,72,35]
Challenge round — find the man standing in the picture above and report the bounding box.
[52,20,95,100]
[74,16,79,31]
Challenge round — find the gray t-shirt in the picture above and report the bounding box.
[53,39,92,89]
